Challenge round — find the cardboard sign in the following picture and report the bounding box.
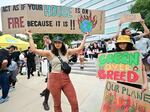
[120,13,142,23]
[97,51,144,85]
[101,80,150,112]
[1,4,105,34]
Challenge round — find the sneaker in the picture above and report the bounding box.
[0,96,9,104]
[43,102,50,111]
[0,96,2,100]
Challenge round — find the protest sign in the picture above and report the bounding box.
[120,13,142,23]
[101,80,150,112]
[97,51,144,85]
[1,4,105,34]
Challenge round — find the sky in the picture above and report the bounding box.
[0,0,61,31]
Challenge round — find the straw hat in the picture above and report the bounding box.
[116,35,131,43]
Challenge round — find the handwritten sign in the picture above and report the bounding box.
[97,51,143,85]
[101,80,150,112]
[120,13,142,23]
[1,4,105,34]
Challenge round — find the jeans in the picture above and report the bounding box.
[0,70,10,98]
[48,72,78,112]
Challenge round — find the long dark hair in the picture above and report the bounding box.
[51,42,67,56]
[115,43,136,52]
[121,27,129,35]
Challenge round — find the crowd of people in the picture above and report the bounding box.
[76,19,150,76]
[0,18,150,112]
[0,44,37,103]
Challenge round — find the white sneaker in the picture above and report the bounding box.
[0,96,9,104]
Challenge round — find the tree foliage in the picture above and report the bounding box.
[130,0,150,31]
[31,33,83,49]
[0,31,3,36]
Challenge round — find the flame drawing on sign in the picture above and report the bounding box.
[102,91,146,112]
[78,11,97,33]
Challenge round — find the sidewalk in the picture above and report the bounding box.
[0,73,106,112]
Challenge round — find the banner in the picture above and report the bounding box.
[1,4,105,34]
[120,13,142,23]
[97,51,143,85]
[101,81,150,112]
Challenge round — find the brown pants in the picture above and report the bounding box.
[48,72,78,112]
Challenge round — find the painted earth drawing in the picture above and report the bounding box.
[78,12,97,33]
[80,20,93,33]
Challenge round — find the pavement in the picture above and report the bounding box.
[0,59,106,112]
[1,59,150,112]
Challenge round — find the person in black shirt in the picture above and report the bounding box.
[7,45,20,88]
[40,35,52,111]
[24,47,36,79]
[11,47,20,64]
[0,48,11,104]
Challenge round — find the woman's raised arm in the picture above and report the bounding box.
[26,31,53,59]
[67,32,90,56]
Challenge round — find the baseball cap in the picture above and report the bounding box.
[6,45,16,49]
[53,36,63,43]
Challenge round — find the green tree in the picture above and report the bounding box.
[0,31,3,36]
[130,0,150,31]
[31,33,83,49]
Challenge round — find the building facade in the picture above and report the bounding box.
[60,0,135,35]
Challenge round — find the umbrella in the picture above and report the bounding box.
[0,34,29,51]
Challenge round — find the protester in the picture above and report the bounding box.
[98,39,107,53]
[0,48,11,104]
[88,43,94,59]
[69,53,78,64]
[19,51,26,75]
[7,45,20,88]
[42,35,52,82]
[93,42,100,58]
[7,45,16,54]
[11,46,20,65]
[78,47,85,69]
[119,20,149,44]
[43,35,52,50]
[24,47,36,79]
[8,60,18,89]
[26,30,89,112]
[40,35,52,111]
[106,39,116,52]
[134,32,150,76]
[115,35,148,91]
